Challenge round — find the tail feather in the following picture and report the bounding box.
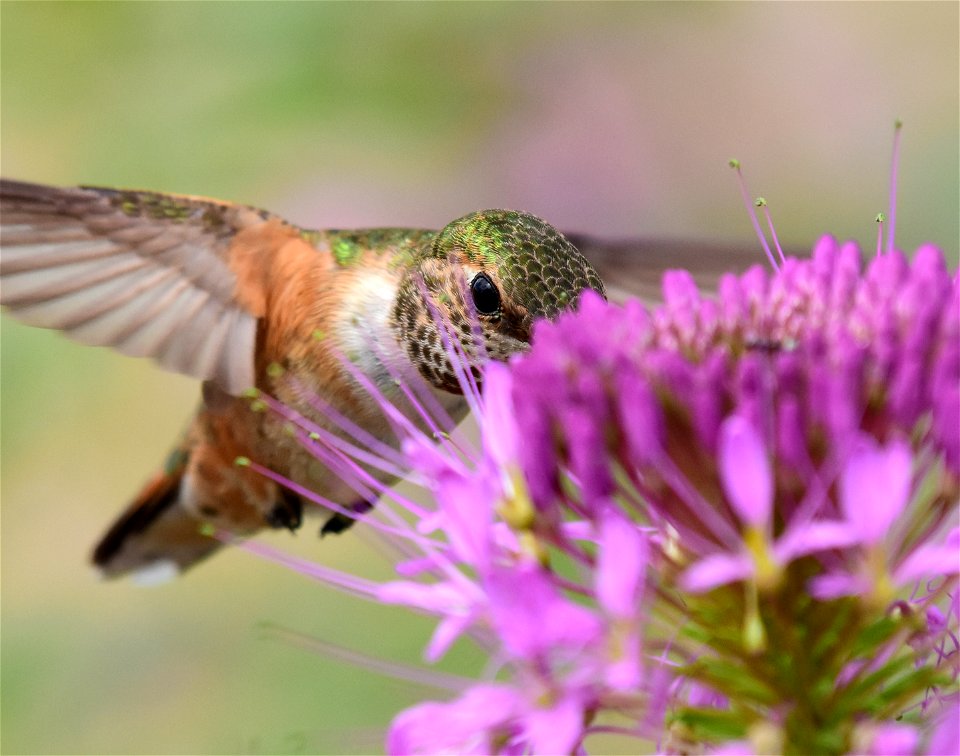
[92,460,222,580]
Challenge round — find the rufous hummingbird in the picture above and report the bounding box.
[0,179,606,581]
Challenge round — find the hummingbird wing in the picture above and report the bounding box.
[567,234,770,304]
[0,179,304,394]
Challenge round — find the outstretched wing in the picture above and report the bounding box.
[0,180,302,394]
[568,234,771,304]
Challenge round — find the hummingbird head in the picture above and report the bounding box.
[393,209,606,393]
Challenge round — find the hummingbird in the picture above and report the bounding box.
[0,179,606,581]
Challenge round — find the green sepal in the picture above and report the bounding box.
[833,655,946,722]
[808,599,856,663]
[849,615,900,656]
[681,656,779,707]
[668,706,747,743]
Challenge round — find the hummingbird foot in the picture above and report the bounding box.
[265,489,303,532]
[320,499,374,537]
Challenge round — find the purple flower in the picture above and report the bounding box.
[680,416,855,594]
[808,437,959,605]
[497,237,957,752]
[487,563,602,660]
[241,223,957,754]
[386,681,590,756]
[386,684,520,755]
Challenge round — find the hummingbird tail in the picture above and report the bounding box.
[92,463,222,582]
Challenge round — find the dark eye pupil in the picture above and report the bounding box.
[470,273,500,314]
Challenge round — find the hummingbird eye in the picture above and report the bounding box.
[470,273,501,315]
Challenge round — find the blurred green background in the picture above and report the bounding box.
[2,3,957,754]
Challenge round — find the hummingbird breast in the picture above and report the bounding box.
[248,241,467,515]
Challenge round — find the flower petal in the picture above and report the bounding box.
[840,438,913,544]
[616,367,664,465]
[809,572,867,600]
[718,415,772,527]
[774,521,859,563]
[481,362,518,469]
[377,580,473,614]
[596,510,648,617]
[566,404,614,504]
[681,552,753,593]
[523,692,585,756]
[861,722,918,756]
[425,614,474,662]
[488,565,601,658]
[387,684,520,755]
[604,627,641,691]
[434,468,494,571]
[894,543,960,584]
[927,706,960,756]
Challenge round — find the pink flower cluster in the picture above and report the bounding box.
[246,237,958,754]
[495,238,958,753]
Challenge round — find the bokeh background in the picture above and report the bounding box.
[2,3,957,754]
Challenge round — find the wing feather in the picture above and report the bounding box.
[119,284,209,360]
[0,239,120,273]
[224,312,258,393]
[186,305,234,380]
[155,296,224,375]
[568,234,781,304]
[0,179,300,393]
[10,269,181,330]
[68,282,178,346]
[1,254,151,305]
